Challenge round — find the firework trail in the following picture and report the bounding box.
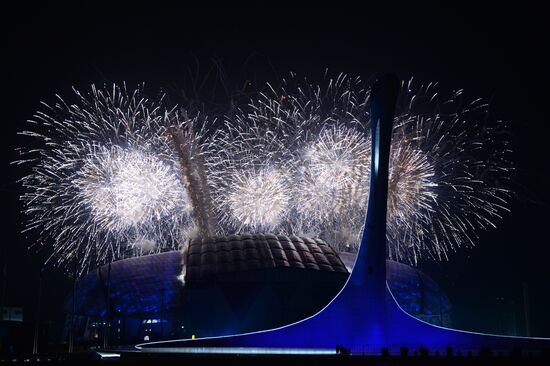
[208,73,512,263]
[17,84,205,273]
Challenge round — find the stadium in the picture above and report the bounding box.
[65,234,452,345]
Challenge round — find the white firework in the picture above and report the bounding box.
[295,124,371,227]
[225,167,291,232]
[18,75,513,271]
[78,146,190,232]
[17,84,202,273]
[212,74,512,261]
[204,103,297,234]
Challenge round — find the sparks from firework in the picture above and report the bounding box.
[209,74,512,262]
[19,75,512,271]
[17,84,200,273]
[295,124,371,227]
[225,167,292,232]
[78,146,189,232]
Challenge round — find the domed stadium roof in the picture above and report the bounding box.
[185,233,348,282]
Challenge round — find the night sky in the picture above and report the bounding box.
[2,4,549,339]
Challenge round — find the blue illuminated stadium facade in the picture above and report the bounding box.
[68,74,549,355]
[67,245,452,344]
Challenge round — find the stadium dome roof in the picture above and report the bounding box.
[186,233,348,282]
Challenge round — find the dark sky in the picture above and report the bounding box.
[2,4,549,338]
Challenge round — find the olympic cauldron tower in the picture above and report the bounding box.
[136,74,550,355]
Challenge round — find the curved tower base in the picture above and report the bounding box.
[136,74,549,355]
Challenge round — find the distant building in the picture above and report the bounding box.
[1,307,23,322]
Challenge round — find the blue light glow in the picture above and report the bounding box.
[142,347,335,355]
[133,75,549,356]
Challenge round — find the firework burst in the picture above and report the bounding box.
[295,125,370,228]
[19,74,513,271]
[383,80,513,262]
[18,84,201,273]
[211,74,512,262]
[78,145,190,232]
[224,167,292,232]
